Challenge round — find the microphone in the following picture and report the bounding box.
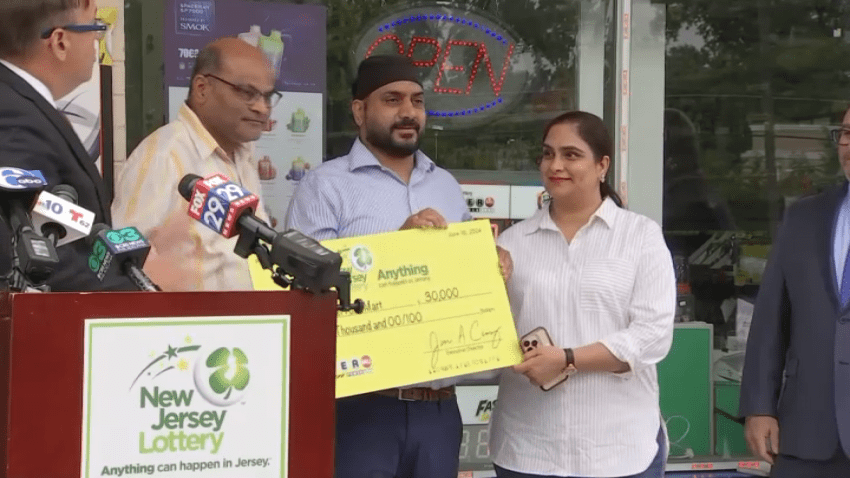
[0,167,48,233]
[86,224,161,292]
[30,185,95,246]
[180,173,261,238]
[177,173,346,294]
[0,168,59,284]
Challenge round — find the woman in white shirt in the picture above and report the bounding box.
[490,111,676,478]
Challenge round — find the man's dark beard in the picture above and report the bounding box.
[365,119,421,158]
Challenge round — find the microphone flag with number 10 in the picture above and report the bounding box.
[31,188,95,246]
[186,173,259,238]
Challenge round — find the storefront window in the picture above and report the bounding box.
[661,0,850,343]
[645,0,850,461]
[325,1,616,175]
[664,1,850,233]
[126,0,616,183]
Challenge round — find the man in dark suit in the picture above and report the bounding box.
[739,106,850,476]
[0,0,131,291]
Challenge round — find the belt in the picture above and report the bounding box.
[373,386,455,401]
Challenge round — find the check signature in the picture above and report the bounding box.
[429,320,503,370]
[429,331,454,369]
[469,320,502,349]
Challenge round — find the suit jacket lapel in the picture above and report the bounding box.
[0,64,110,220]
[824,182,848,311]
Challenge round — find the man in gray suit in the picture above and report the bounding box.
[739,106,850,476]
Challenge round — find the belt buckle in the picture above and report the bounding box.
[398,388,416,401]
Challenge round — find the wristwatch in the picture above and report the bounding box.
[563,348,578,376]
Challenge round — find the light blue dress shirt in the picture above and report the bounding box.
[834,189,850,287]
[285,137,471,240]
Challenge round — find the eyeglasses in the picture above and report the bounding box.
[41,20,108,40]
[831,128,850,146]
[204,74,282,108]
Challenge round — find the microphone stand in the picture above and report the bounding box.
[233,225,364,314]
[3,222,51,292]
[124,264,161,292]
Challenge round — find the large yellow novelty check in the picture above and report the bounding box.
[251,219,522,397]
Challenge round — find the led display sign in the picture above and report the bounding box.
[354,5,533,128]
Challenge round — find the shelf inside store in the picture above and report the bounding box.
[666,456,769,475]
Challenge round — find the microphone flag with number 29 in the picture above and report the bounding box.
[186,174,259,238]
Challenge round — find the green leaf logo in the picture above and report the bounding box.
[205,347,250,400]
[351,245,373,273]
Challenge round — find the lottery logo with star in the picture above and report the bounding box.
[129,335,251,407]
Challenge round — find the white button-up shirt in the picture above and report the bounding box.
[490,197,675,476]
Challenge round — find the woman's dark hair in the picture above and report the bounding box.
[538,110,623,207]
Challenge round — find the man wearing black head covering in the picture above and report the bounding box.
[285,55,472,478]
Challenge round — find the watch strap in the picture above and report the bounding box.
[563,348,575,367]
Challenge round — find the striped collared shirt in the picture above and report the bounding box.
[112,103,267,291]
[285,137,471,389]
[490,198,675,476]
[285,137,471,240]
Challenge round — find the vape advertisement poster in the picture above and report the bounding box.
[164,0,326,229]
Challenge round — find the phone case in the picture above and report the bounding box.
[519,326,569,391]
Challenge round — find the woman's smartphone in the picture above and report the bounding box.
[519,327,569,391]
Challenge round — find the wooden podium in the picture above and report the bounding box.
[0,290,337,478]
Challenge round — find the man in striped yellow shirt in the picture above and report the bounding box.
[112,38,279,291]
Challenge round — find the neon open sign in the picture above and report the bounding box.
[354,5,532,127]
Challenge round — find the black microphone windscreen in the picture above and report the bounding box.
[85,223,111,247]
[51,184,79,204]
[178,174,203,201]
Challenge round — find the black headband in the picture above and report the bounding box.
[352,55,423,100]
